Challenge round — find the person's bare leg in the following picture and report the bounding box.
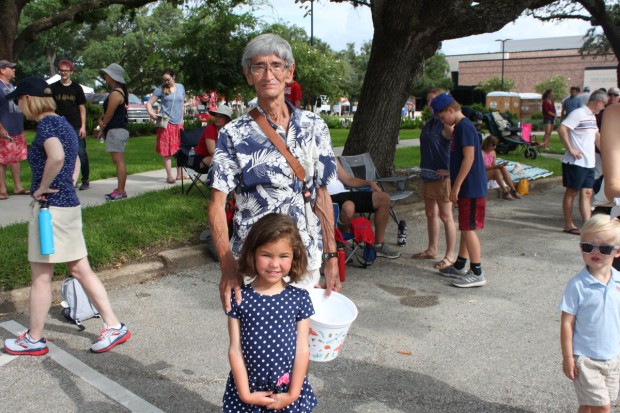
[175,165,185,180]
[563,188,579,229]
[499,167,517,192]
[339,201,355,232]
[456,231,470,261]
[421,198,439,256]
[0,164,7,194]
[163,156,173,181]
[372,191,391,245]
[68,258,120,327]
[578,188,593,224]
[543,123,553,147]
[490,168,508,190]
[461,230,480,264]
[437,199,456,261]
[111,152,126,193]
[28,262,55,341]
[10,162,24,193]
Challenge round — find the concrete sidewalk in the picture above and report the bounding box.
[0,169,184,228]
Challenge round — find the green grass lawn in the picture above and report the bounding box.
[0,127,561,291]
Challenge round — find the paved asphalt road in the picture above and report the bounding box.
[0,183,590,412]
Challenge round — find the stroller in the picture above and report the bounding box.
[483,111,538,159]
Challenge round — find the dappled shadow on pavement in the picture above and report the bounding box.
[312,358,535,413]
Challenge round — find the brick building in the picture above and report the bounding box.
[446,36,618,94]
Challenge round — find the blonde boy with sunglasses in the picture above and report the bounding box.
[560,213,620,413]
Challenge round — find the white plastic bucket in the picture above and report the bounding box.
[308,288,358,362]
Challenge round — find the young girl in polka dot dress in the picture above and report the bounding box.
[223,213,318,412]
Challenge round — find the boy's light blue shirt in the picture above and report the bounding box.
[560,267,620,360]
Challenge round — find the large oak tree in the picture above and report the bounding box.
[305,0,557,175]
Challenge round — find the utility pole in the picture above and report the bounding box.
[495,38,511,91]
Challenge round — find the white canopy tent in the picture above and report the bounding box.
[45,74,94,94]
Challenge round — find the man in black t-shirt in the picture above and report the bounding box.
[51,59,89,190]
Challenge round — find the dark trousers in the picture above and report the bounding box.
[78,137,89,182]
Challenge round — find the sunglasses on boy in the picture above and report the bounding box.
[579,242,620,255]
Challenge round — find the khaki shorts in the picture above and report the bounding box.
[420,179,451,202]
[574,355,620,406]
[28,203,88,263]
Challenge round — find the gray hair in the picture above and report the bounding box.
[589,89,608,104]
[608,86,620,95]
[241,33,295,70]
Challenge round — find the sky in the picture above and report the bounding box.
[252,1,594,55]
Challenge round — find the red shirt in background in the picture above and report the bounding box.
[542,99,556,121]
[285,81,302,107]
[195,122,218,157]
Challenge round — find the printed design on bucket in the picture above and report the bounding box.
[309,327,347,361]
[308,288,358,362]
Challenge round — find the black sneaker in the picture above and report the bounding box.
[79,181,90,190]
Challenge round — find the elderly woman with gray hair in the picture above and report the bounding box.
[207,34,340,310]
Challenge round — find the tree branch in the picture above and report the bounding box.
[13,0,162,58]
[530,11,592,21]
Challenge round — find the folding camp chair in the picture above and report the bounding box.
[175,127,208,196]
[338,153,415,224]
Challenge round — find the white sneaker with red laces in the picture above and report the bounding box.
[4,331,49,356]
[90,323,131,353]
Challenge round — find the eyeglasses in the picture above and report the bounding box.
[579,242,620,255]
[609,93,619,97]
[250,62,289,76]
[162,77,173,82]
[58,69,71,73]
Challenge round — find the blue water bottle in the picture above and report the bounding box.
[38,201,54,255]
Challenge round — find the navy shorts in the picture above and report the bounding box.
[562,163,595,190]
[543,119,555,125]
[331,191,374,213]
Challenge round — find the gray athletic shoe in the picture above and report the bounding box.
[375,243,401,259]
[439,265,468,278]
[452,271,486,288]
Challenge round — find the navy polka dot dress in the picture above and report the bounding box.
[223,284,318,412]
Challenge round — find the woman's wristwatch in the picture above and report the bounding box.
[322,252,338,261]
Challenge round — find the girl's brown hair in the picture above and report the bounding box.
[238,213,308,282]
[481,135,499,151]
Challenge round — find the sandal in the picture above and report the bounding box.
[411,250,437,260]
[510,189,522,199]
[434,257,455,270]
[0,192,7,200]
[176,175,190,180]
[563,227,580,235]
[503,190,515,201]
[166,177,176,184]
[13,189,30,195]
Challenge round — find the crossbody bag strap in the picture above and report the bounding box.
[249,108,305,182]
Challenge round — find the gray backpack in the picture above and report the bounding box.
[60,276,100,330]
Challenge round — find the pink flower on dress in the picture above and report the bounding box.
[276,372,290,387]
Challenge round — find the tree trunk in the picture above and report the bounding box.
[0,0,20,61]
[343,27,433,176]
